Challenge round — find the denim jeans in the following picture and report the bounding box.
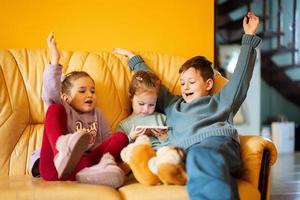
[186,136,242,200]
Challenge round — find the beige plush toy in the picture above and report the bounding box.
[121,135,187,185]
[148,146,187,185]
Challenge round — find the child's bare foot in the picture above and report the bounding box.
[47,32,60,66]
[113,48,136,59]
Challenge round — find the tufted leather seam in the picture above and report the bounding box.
[6,49,34,175]
[109,52,132,86]
[138,52,181,94]
[7,122,31,175]
[109,52,134,125]
[24,123,36,174]
[65,50,74,74]
[164,55,181,94]
[94,52,123,127]
[0,58,14,172]
[150,53,181,94]
[22,49,34,125]
[109,52,131,84]
[0,63,13,127]
[7,49,32,121]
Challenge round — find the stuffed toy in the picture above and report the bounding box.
[148,146,187,185]
[121,135,187,185]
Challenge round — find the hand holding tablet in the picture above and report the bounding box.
[135,126,169,140]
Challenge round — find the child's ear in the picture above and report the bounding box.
[206,78,214,91]
[61,93,72,104]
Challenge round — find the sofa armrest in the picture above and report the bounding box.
[239,135,277,200]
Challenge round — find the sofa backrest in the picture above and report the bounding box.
[0,49,228,176]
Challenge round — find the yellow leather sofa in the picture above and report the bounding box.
[0,49,277,200]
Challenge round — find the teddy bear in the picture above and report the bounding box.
[120,135,187,185]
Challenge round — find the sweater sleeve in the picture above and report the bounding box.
[42,64,63,110]
[128,55,151,72]
[216,34,261,116]
[116,122,133,143]
[128,55,179,114]
[116,116,137,143]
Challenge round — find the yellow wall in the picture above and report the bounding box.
[0,0,214,59]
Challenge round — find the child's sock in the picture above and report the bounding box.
[76,153,125,188]
[54,131,90,179]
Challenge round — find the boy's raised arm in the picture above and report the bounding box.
[243,12,259,35]
[217,12,261,115]
[113,48,150,72]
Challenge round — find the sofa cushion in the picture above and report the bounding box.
[0,175,122,200]
[119,176,188,200]
[119,175,260,200]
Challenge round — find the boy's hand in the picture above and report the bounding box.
[151,128,168,141]
[113,48,136,59]
[243,12,259,35]
[47,32,60,66]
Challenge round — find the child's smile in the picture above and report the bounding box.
[180,67,211,103]
[84,99,94,105]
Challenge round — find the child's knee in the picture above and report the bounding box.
[187,145,218,163]
[113,131,129,144]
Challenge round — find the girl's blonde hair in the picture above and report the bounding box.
[129,70,161,98]
[61,71,94,95]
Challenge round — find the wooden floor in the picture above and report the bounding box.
[270,152,300,200]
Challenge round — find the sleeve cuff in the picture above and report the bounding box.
[128,55,145,71]
[242,34,261,48]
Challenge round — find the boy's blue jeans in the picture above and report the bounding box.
[186,136,242,200]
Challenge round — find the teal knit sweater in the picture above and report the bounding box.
[116,112,167,150]
[127,34,261,150]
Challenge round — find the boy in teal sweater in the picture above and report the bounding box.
[114,12,260,200]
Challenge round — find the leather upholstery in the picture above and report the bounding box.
[0,49,277,199]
